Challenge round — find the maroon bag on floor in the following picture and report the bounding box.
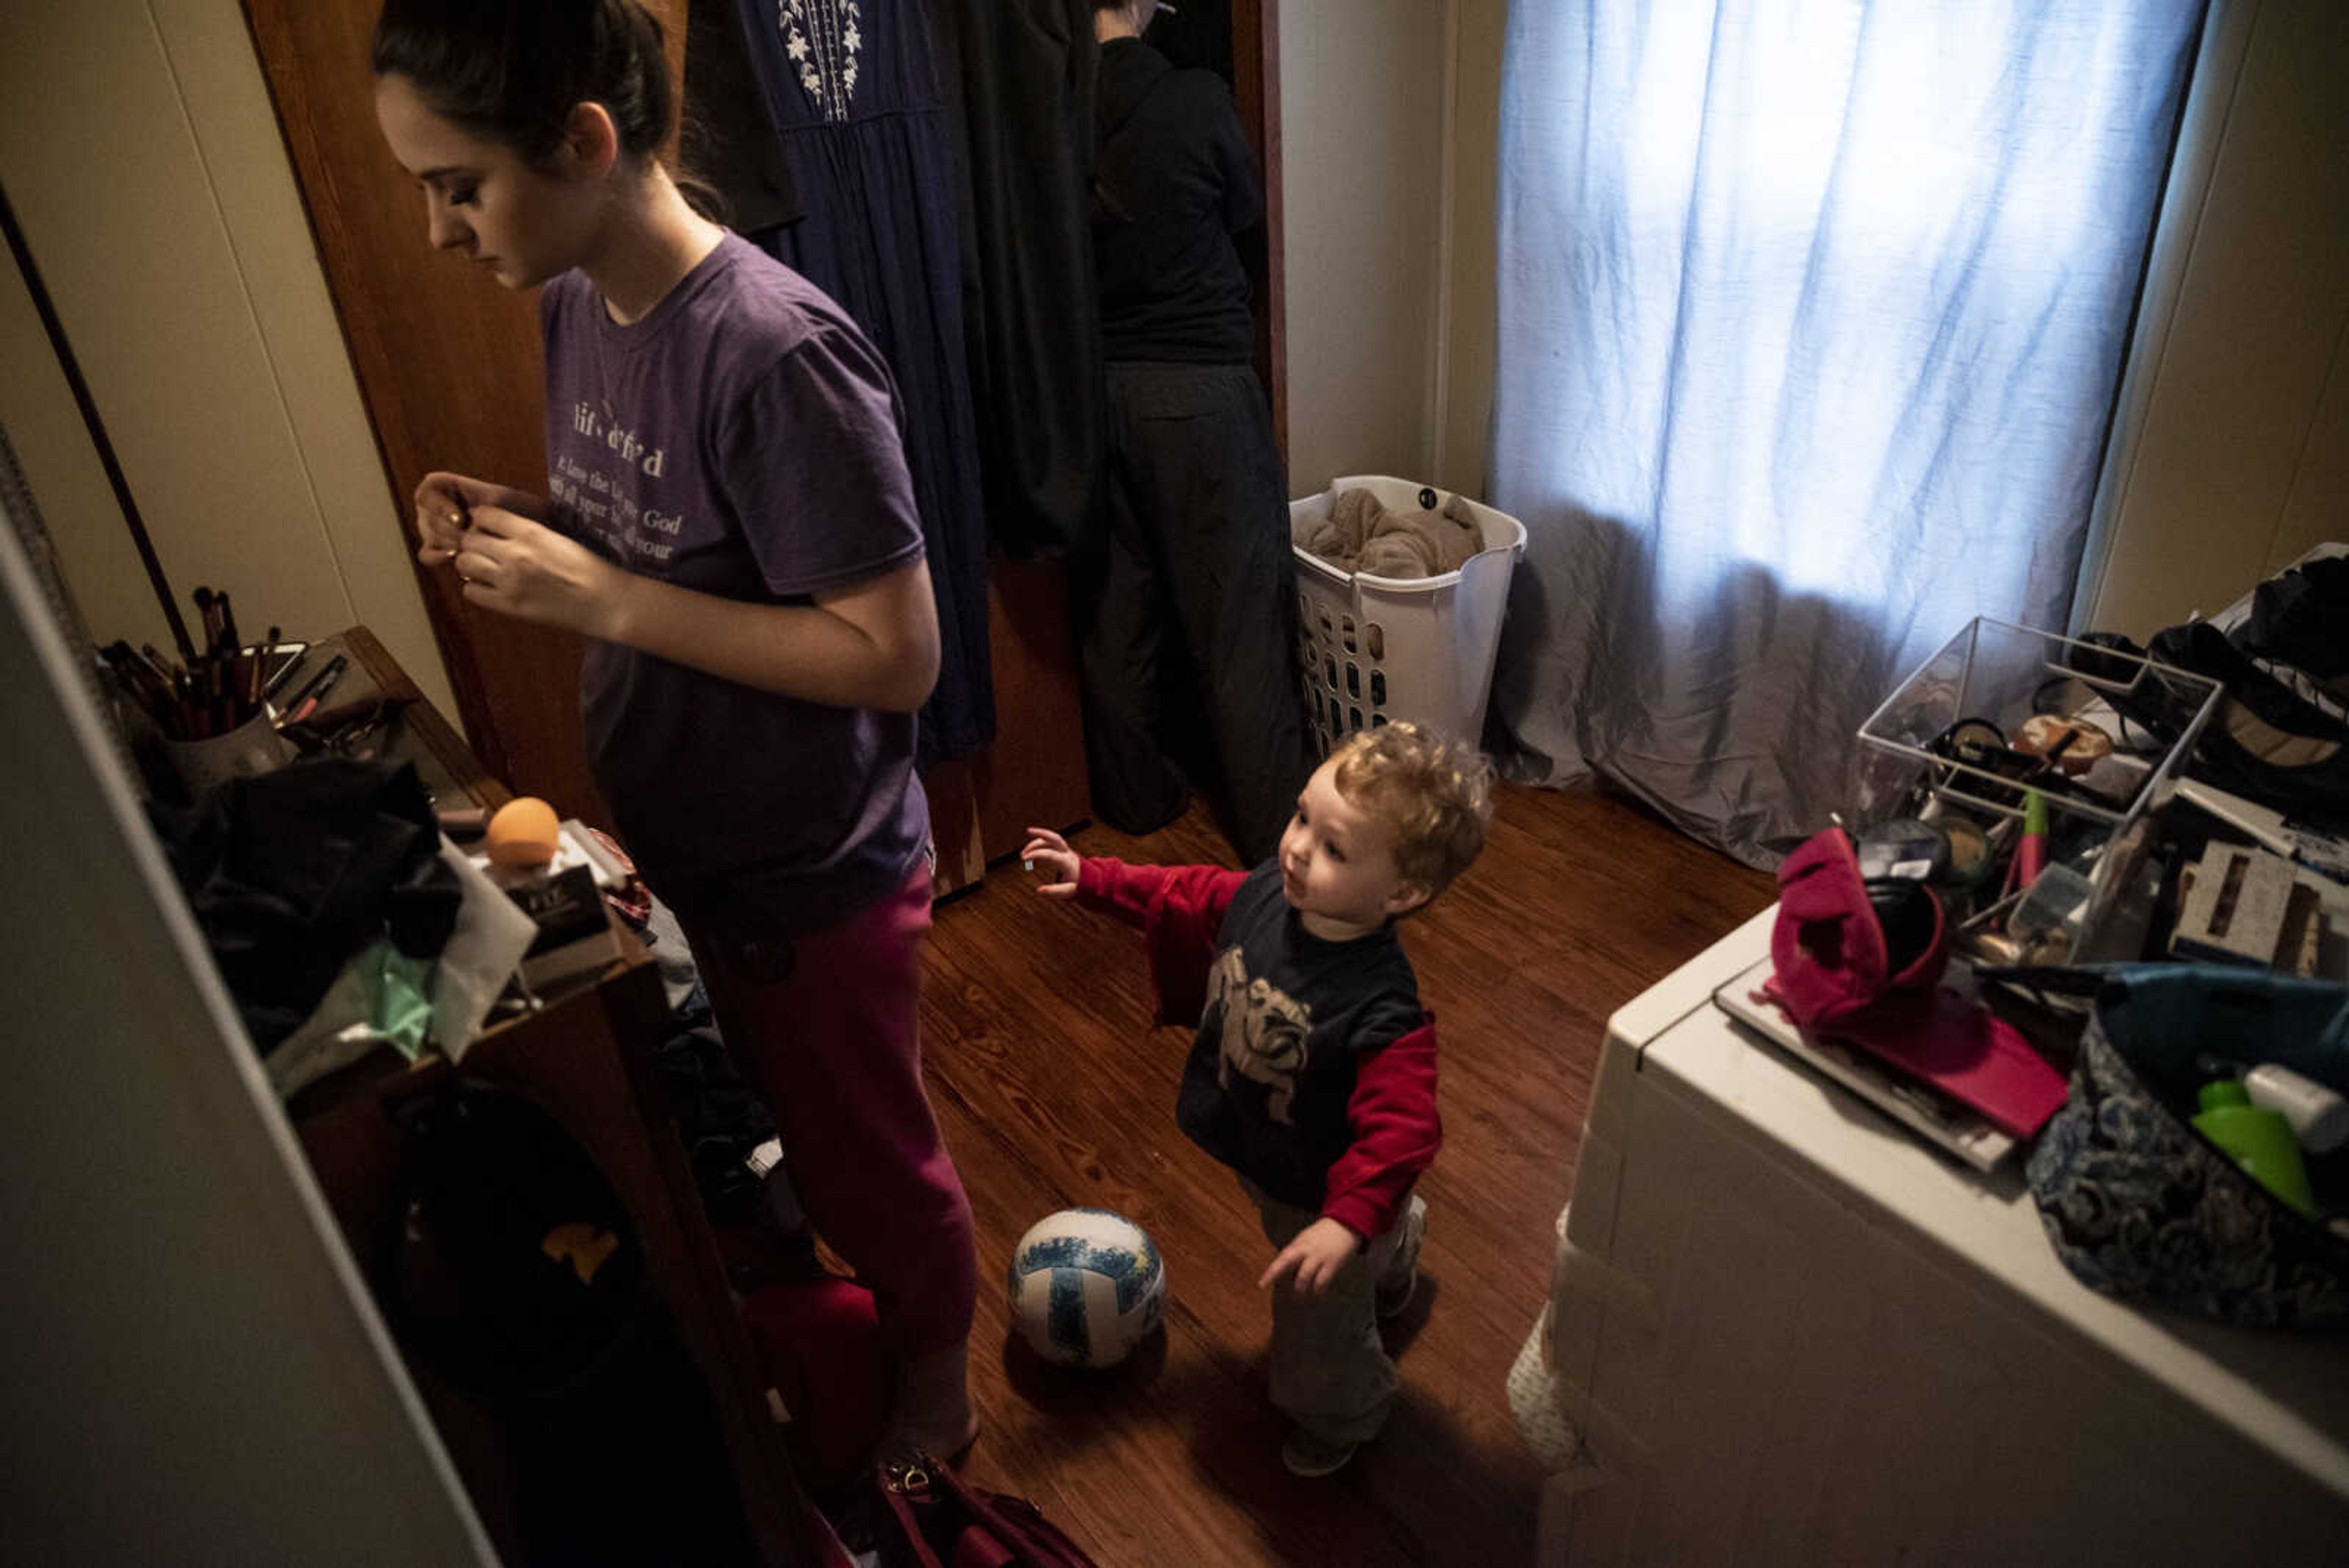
[868,1455,1099,1568]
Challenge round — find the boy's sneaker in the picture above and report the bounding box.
[1281,1427,1359,1477]
[1375,1195,1427,1319]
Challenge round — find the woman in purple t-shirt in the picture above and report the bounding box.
[370,0,978,1461]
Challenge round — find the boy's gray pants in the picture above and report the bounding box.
[1246,1182,1426,1445]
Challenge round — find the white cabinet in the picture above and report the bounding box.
[1537,910,2349,1566]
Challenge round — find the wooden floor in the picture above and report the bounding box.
[916,780,1775,1567]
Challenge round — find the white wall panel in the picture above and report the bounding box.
[0,0,455,718]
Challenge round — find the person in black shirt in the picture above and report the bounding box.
[1079,0,1314,863]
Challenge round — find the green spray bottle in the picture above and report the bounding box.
[2192,1080,2317,1217]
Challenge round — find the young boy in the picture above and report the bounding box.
[1023,723,1492,1476]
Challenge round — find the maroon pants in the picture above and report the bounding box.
[685,865,976,1356]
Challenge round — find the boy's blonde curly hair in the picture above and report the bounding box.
[1327,722,1494,897]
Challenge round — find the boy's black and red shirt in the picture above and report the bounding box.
[1074,858,1441,1239]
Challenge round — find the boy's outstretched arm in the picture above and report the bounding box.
[1022,827,1247,1025]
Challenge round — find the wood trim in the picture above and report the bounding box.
[236,0,489,782]
[1230,0,1288,464]
[925,754,987,897]
[1429,0,1464,486]
[966,554,1088,859]
[924,553,1090,898]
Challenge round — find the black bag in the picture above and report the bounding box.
[382,1081,754,1566]
[383,1080,649,1400]
[2004,965,2349,1329]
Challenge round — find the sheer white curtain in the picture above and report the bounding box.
[1488,0,2206,864]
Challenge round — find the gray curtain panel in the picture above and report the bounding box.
[1486,0,2206,866]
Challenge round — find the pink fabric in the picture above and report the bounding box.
[1767,828,2064,1139]
[738,1278,888,1490]
[686,864,976,1356]
[1768,827,1946,1026]
[1828,990,2069,1139]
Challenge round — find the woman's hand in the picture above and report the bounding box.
[412,472,477,568]
[412,472,549,568]
[1020,827,1082,897]
[1258,1217,1364,1296]
[451,505,627,637]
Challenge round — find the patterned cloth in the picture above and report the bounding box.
[2024,967,2349,1329]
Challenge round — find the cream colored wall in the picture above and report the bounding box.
[2077,0,2349,637]
[1278,0,1502,502]
[1278,0,1450,495]
[0,250,157,645]
[0,0,456,721]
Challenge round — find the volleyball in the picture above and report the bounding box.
[1006,1208,1167,1369]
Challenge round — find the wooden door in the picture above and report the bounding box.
[924,552,1091,891]
[1231,0,1288,459]
[238,0,687,823]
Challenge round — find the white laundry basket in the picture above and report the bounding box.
[1290,475,1526,754]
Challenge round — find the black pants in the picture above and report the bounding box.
[1077,361,1313,863]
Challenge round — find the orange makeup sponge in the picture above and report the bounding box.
[484,795,562,869]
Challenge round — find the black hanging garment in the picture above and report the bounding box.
[1078,37,1312,863]
[681,0,802,236]
[699,0,995,765]
[926,0,1106,559]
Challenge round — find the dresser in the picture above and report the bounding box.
[1534,908,2349,1566]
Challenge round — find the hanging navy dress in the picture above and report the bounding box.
[711,0,994,765]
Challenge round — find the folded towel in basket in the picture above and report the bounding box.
[1302,487,1484,579]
